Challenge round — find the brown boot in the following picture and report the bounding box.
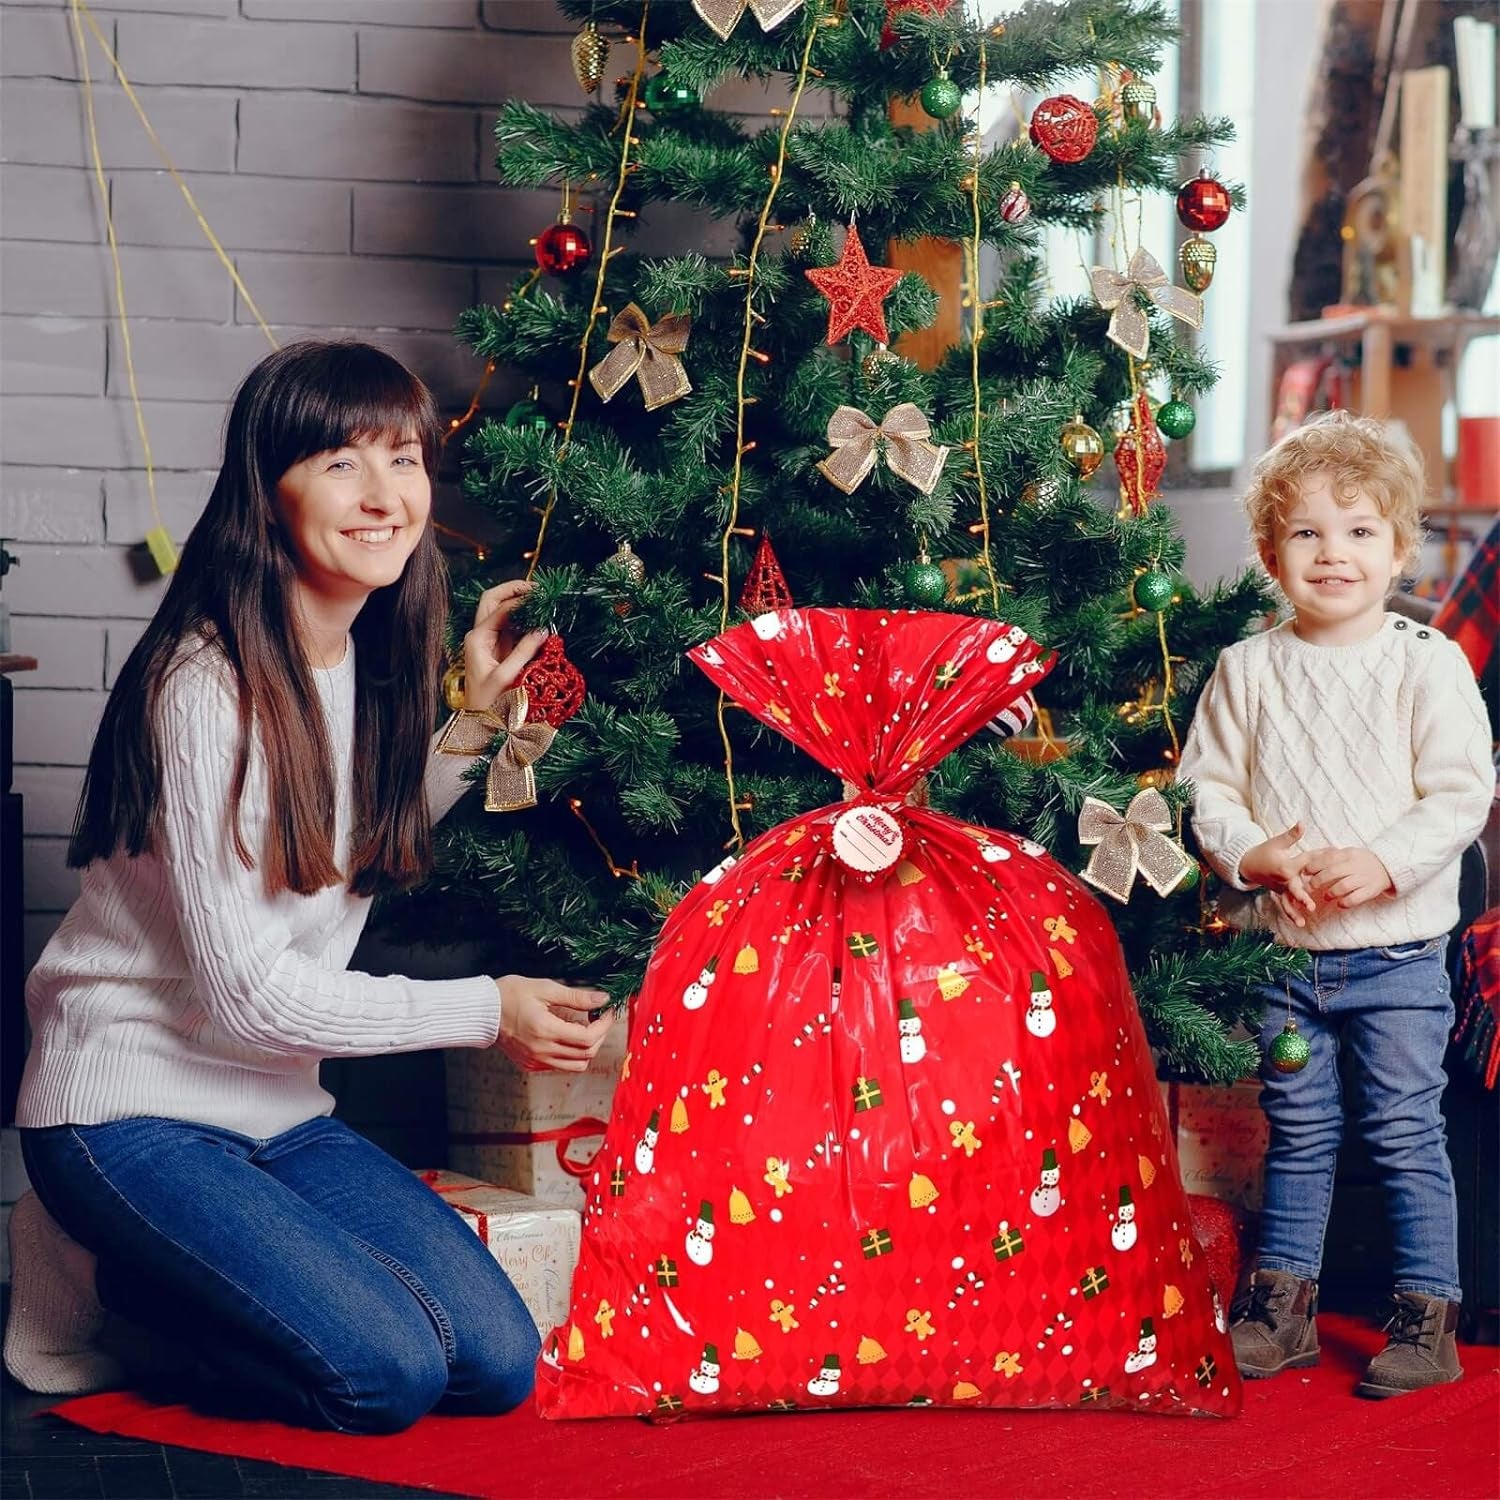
[1229,1268,1320,1378]
[1355,1292,1463,1399]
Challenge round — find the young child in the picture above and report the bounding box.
[1178,409,1494,1399]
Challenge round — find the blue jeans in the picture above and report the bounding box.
[1255,939,1461,1301]
[20,1115,540,1433]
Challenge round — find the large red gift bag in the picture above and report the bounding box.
[537,609,1240,1420]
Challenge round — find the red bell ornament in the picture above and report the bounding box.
[534,219,593,276]
[1114,395,1168,515]
[1028,94,1098,164]
[519,635,587,726]
[1175,169,1231,234]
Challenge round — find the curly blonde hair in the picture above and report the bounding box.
[1244,409,1427,572]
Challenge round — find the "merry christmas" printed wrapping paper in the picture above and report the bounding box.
[536,609,1241,1420]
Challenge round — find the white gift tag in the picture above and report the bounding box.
[831,804,904,873]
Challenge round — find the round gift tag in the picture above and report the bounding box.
[831,804,905,874]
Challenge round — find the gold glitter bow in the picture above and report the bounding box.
[435,687,557,813]
[818,403,950,496]
[1088,247,1203,361]
[691,0,803,41]
[1076,787,1195,902]
[587,304,693,412]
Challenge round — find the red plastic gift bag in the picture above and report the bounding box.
[536,609,1240,1420]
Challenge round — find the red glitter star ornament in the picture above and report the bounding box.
[804,224,904,346]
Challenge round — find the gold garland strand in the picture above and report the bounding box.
[713,2,825,851]
[963,35,1000,614]
[526,5,653,580]
[75,0,277,348]
[69,0,172,567]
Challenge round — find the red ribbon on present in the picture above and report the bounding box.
[448,1117,610,1180]
[418,1169,507,1241]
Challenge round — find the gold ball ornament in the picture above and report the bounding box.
[1119,78,1158,125]
[570,21,609,96]
[1021,478,1063,507]
[1180,236,1218,293]
[1060,413,1106,479]
[861,344,901,380]
[609,539,646,585]
[787,218,815,257]
[442,661,466,711]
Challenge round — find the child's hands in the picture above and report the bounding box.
[495,976,614,1073]
[1239,823,1317,929]
[1301,847,1394,910]
[463,580,549,713]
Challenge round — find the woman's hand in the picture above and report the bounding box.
[494,975,614,1074]
[463,580,549,713]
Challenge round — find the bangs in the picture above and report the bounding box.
[259,341,443,480]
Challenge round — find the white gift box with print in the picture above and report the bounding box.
[416,1170,580,1339]
[1161,1078,1269,1211]
[445,1019,627,1208]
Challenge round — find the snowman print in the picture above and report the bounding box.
[1029,1149,1061,1217]
[1110,1186,1138,1251]
[688,1343,721,1395]
[685,1200,716,1266]
[1025,972,1056,1039]
[806,1355,841,1397]
[897,998,926,1063]
[634,1109,660,1174]
[1124,1318,1158,1374]
[985,625,1028,665]
[683,957,718,1011]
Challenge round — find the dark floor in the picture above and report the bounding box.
[1,1373,462,1500]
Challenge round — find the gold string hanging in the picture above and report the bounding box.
[526,1,653,580]
[713,0,824,852]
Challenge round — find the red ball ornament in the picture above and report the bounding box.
[1176,169,1231,234]
[534,220,593,276]
[998,182,1031,224]
[1114,393,1167,515]
[519,634,587,727]
[880,0,953,50]
[1028,94,1098,164]
[1187,1193,1254,1305]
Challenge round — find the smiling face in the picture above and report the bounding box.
[274,433,431,611]
[1262,471,1402,645]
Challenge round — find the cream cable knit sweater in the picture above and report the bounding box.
[1178,613,1494,951]
[18,640,499,1138]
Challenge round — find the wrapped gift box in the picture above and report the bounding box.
[1162,1079,1269,1211]
[416,1170,580,1338]
[445,1020,627,1208]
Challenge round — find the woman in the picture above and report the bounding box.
[4,341,612,1432]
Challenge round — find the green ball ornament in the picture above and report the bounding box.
[920,73,963,120]
[903,560,949,607]
[1268,1019,1311,1074]
[642,72,699,117]
[1132,569,1175,612]
[1176,859,1201,893]
[1156,399,1197,440]
[503,399,552,435]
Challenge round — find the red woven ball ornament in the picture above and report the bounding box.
[1187,1193,1255,1303]
[1113,394,1168,515]
[534,220,593,275]
[1176,169,1232,234]
[519,635,587,727]
[1028,94,1098,164]
[879,0,953,50]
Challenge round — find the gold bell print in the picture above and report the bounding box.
[856,1335,887,1364]
[936,965,969,1001]
[670,1097,690,1133]
[734,944,760,975]
[908,1172,940,1209]
[1068,1116,1092,1153]
[733,1327,763,1360]
[729,1186,756,1224]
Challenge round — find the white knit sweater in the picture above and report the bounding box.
[1178,613,1494,951]
[18,639,499,1138]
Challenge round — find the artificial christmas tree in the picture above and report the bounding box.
[389,0,1303,1085]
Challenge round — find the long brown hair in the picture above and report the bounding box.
[69,340,448,896]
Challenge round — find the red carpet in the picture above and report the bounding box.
[48,1314,1499,1499]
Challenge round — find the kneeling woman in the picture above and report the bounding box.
[6,341,612,1432]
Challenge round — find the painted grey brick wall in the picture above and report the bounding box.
[0,0,821,974]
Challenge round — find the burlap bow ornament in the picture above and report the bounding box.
[1077,786,1195,902]
[692,0,803,41]
[435,687,557,813]
[588,304,693,412]
[1088,246,1203,361]
[818,403,950,496]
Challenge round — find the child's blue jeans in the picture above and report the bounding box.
[1255,938,1462,1301]
[20,1114,541,1432]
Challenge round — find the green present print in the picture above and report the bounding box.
[852,1075,884,1112]
[991,1226,1024,1261]
[1081,1386,1110,1404]
[1080,1265,1109,1298]
[654,1254,679,1287]
[860,1226,894,1259]
[847,932,880,958]
[1195,1354,1217,1387]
